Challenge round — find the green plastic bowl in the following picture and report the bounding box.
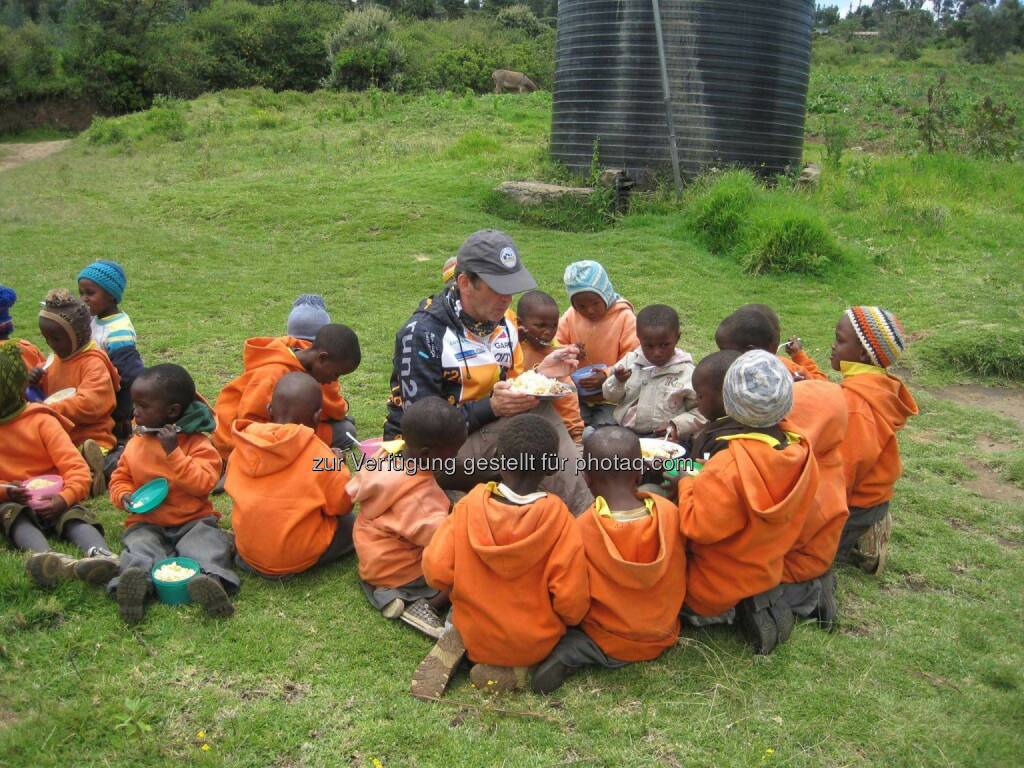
[151,556,199,605]
[127,477,169,515]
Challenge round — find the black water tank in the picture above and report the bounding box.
[551,0,814,180]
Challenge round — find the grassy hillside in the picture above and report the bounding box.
[1,69,1022,767]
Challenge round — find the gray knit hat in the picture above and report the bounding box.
[287,294,331,342]
[723,350,793,428]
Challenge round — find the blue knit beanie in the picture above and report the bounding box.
[563,260,620,308]
[0,285,14,338]
[77,260,126,302]
[287,294,331,342]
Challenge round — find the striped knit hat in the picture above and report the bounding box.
[723,349,793,428]
[442,256,458,286]
[846,306,906,368]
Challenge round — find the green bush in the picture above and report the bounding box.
[496,5,544,36]
[0,22,75,103]
[685,170,758,255]
[325,6,405,90]
[742,212,844,276]
[429,46,491,92]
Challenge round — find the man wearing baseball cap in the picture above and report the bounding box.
[385,230,592,514]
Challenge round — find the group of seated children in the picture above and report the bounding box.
[1,256,918,700]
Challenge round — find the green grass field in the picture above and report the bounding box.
[1,59,1023,767]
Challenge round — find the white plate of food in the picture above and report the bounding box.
[44,387,76,405]
[639,438,686,463]
[508,370,576,399]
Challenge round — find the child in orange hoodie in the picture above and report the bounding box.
[555,261,638,430]
[0,285,46,385]
[532,427,686,694]
[413,414,590,699]
[227,372,356,578]
[349,396,467,638]
[779,379,850,630]
[107,364,234,624]
[27,289,119,497]
[212,323,360,461]
[831,306,918,575]
[0,344,118,588]
[517,290,584,444]
[715,304,828,382]
[679,350,819,655]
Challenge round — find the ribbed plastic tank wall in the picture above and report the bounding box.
[551,0,814,180]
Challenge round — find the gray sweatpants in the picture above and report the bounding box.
[107,517,238,594]
[457,401,594,516]
[543,628,628,670]
[360,576,438,611]
[837,501,889,561]
[779,579,823,618]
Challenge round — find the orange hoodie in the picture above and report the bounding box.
[520,339,584,443]
[226,419,353,576]
[422,484,590,667]
[6,339,46,372]
[42,343,120,450]
[779,351,828,381]
[0,404,90,506]
[838,365,918,508]
[780,381,849,582]
[679,434,819,616]
[348,462,450,588]
[577,494,686,662]
[555,299,639,372]
[213,337,348,459]
[109,432,221,529]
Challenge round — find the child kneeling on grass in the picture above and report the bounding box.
[411,414,590,699]
[679,350,819,655]
[28,289,120,497]
[0,344,117,587]
[228,372,356,579]
[349,396,467,639]
[108,364,236,624]
[831,306,918,575]
[532,427,687,694]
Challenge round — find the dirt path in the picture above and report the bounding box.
[0,140,72,173]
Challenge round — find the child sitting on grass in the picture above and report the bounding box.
[28,289,119,497]
[679,350,818,655]
[831,306,918,575]
[108,364,235,624]
[517,290,584,444]
[0,285,46,378]
[684,350,743,462]
[556,261,638,429]
[349,396,467,638]
[213,323,361,460]
[227,372,356,579]
[715,304,827,382]
[412,414,589,699]
[531,427,686,694]
[779,379,849,630]
[603,304,703,440]
[77,260,145,453]
[279,296,356,451]
[0,344,117,588]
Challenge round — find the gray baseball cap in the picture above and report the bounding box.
[455,230,537,295]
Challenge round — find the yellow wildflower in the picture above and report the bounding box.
[201,744,211,752]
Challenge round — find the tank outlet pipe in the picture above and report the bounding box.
[651,0,684,196]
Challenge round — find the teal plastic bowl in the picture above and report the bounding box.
[151,557,199,605]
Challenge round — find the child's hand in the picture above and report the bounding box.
[613,366,632,383]
[578,368,608,390]
[36,495,69,522]
[121,494,133,510]
[4,483,31,505]
[665,423,679,443]
[28,367,44,388]
[791,370,807,383]
[785,335,803,355]
[157,425,179,455]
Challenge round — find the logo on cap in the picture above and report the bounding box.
[499,246,517,269]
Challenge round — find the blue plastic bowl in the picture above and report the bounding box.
[571,364,608,397]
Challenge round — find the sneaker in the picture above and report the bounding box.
[399,599,444,639]
[812,571,839,632]
[531,656,572,695]
[855,510,893,575]
[469,664,529,693]
[411,625,466,701]
[187,574,235,619]
[117,566,149,624]
[73,555,120,586]
[25,552,77,588]
[80,439,106,498]
[381,598,406,619]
